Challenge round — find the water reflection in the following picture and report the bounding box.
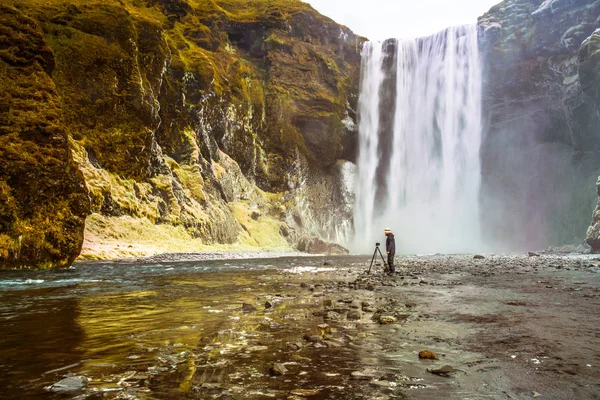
[0,256,337,398]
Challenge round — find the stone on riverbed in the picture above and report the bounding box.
[323,311,341,322]
[347,310,361,320]
[350,369,379,380]
[46,376,88,392]
[427,365,457,376]
[269,363,288,376]
[418,350,438,359]
[378,315,397,324]
[291,388,321,396]
[242,303,257,312]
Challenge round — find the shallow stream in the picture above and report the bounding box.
[0,256,347,399]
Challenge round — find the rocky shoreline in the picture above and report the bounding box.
[29,253,600,399]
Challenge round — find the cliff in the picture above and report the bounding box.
[0,0,362,269]
[581,29,600,250]
[478,0,600,250]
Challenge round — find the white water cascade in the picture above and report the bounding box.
[352,25,483,254]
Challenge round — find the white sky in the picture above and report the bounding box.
[303,0,501,40]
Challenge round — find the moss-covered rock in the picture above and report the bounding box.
[1,0,362,267]
[0,5,90,269]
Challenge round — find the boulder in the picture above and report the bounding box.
[297,237,350,255]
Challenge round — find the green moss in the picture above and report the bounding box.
[1,0,360,265]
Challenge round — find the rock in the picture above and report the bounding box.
[241,303,256,312]
[291,354,311,362]
[265,301,273,309]
[323,311,341,322]
[528,252,540,257]
[378,315,397,324]
[269,363,288,376]
[479,0,600,251]
[306,335,323,343]
[427,365,457,376]
[370,380,394,388]
[0,7,90,271]
[324,339,343,348]
[297,237,350,255]
[291,389,321,396]
[47,376,88,392]
[287,342,302,351]
[418,350,438,360]
[323,299,333,307]
[317,323,332,335]
[347,310,361,320]
[350,369,378,380]
[473,254,485,260]
[201,382,222,389]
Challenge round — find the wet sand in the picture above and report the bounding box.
[1,253,599,399]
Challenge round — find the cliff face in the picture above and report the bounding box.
[581,29,600,250]
[478,0,600,250]
[0,0,361,268]
[0,6,90,269]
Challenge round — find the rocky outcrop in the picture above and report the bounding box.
[581,29,600,250]
[0,0,362,268]
[0,6,90,269]
[478,0,600,250]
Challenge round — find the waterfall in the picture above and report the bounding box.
[352,25,483,254]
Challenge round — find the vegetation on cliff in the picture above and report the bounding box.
[0,5,89,269]
[1,0,362,268]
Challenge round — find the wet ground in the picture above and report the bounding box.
[0,253,599,399]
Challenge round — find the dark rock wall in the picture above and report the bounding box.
[479,0,600,250]
[0,0,362,269]
[581,29,600,249]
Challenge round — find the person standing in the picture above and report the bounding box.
[385,228,395,273]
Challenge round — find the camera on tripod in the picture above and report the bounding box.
[368,242,388,274]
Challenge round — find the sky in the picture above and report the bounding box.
[303,0,501,40]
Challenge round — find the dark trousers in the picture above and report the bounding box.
[387,253,395,272]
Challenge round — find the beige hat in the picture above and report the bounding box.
[384,228,391,232]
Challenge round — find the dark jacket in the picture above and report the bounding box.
[386,233,396,254]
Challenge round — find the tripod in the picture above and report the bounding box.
[367,243,388,275]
